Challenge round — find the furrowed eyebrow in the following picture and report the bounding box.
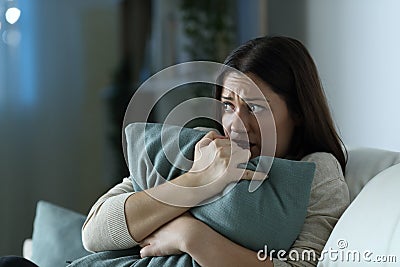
[221,95,269,102]
[243,97,269,102]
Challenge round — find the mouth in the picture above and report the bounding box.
[231,139,256,150]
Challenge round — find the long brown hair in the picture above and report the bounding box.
[215,36,347,171]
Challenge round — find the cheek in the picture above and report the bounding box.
[255,114,274,136]
[255,114,277,156]
[221,113,232,134]
[276,112,295,136]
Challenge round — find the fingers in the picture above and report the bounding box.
[139,238,151,248]
[195,131,227,149]
[140,244,153,258]
[202,131,227,142]
[210,139,251,168]
[230,142,251,161]
[213,138,231,148]
[139,237,156,257]
[195,132,265,184]
[240,169,268,181]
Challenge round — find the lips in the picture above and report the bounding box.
[231,139,255,150]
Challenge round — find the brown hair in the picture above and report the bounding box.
[215,36,347,171]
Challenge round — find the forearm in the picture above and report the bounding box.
[125,188,188,242]
[126,171,224,242]
[83,170,226,251]
[82,174,198,251]
[184,221,273,267]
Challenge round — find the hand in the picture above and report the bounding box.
[190,131,266,189]
[139,213,200,257]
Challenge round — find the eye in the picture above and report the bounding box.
[248,103,267,114]
[222,101,235,112]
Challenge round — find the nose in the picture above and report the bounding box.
[231,108,252,134]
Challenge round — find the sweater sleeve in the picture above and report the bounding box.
[272,153,350,267]
[82,177,138,252]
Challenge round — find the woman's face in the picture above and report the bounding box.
[221,72,296,158]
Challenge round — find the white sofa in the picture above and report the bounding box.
[24,147,400,266]
[318,147,400,266]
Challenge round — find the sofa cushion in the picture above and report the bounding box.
[31,201,90,267]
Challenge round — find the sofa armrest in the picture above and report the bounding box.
[345,147,400,200]
[23,238,32,261]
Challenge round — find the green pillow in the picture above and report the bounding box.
[126,123,315,266]
[31,201,90,267]
[67,123,315,267]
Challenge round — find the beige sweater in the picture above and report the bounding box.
[82,152,350,267]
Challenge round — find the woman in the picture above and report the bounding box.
[81,36,350,266]
[0,36,350,267]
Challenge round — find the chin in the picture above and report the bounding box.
[250,147,260,158]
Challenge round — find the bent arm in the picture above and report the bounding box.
[82,177,137,252]
[124,171,223,243]
[83,131,256,252]
[82,172,226,252]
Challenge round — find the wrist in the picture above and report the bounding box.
[180,218,206,254]
[175,172,223,195]
[173,172,203,188]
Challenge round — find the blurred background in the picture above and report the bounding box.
[1,0,399,256]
